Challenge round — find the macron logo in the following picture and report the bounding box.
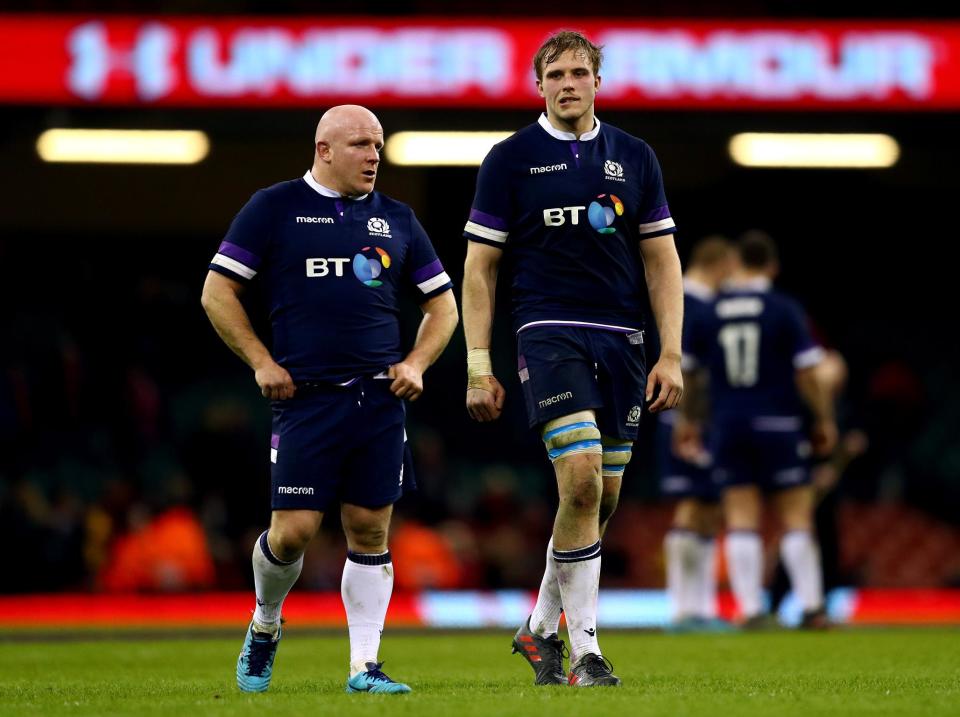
[277,486,315,495]
[538,391,573,408]
[530,163,567,175]
[296,216,334,224]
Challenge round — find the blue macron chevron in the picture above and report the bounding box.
[236,622,281,692]
[345,662,412,694]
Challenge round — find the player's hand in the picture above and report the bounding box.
[255,361,296,400]
[810,418,839,457]
[388,361,424,401]
[466,375,505,422]
[646,355,683,413]
[672,417,706,464]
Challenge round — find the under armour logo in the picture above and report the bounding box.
[584,627,596,636]
[69,21,178,101]
[256,598,265,606]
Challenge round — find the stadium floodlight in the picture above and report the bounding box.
[384,131,514,166]
[36,129,210,164]
[728,133,900,168]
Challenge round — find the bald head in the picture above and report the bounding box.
[311,105,384,198]
[315,105,382,145]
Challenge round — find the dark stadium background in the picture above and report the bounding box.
[1,2,958,605]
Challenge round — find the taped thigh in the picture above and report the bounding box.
[541,410,602,463]
[601,435,633,478]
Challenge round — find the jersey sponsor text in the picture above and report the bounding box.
[306,257,350,277]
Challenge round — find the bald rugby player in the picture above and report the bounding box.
[202,105,458,694]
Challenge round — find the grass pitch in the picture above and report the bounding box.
[1,628,958,716]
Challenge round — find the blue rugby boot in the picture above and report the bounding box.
[236,621,281,692]
[345,661,412,694]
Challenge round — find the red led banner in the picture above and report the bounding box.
[1,15,959,109]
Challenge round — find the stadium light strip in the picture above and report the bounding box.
[384,131,514,166]
[36,129,210,164]
[729,133,899,168]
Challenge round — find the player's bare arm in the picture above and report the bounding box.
[389,289,458,401]
[639,235,684,412]
[463,241,506,422]
[796,364,838,456]
[201,270,295,400]
[673,368,708,463]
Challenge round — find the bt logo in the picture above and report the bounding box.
[305,257,350,277]
[542,206,585,226]
[587,194,624,234]
[353,246,391,287]
[543,194,624,234]
[305,246,391,287]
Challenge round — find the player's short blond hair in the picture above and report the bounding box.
[689,235,733,269]
[533,31,603,81]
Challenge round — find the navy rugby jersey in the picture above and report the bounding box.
[209,171,452,384]
[683,278,824,419]
[464,114,676,333]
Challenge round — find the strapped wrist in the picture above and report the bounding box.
[467,348,493,388]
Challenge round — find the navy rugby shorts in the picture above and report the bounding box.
[709,414,811,491]
[516,325,647,439]
[655,415,720,502]
[269,375,414,511]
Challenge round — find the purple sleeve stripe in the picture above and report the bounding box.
[412,258,444,284]
[218,241,262,269]
[640,205,672,223]
[270,433,280,449]
[469,208,508,231]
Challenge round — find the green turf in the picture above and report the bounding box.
[1,629,958,716]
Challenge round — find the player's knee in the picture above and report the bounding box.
[269,511,321,558]
[270,525,313,558]
[564,476,601,513]
[542,415,602,464]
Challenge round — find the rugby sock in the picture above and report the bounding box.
[665,529,700,620]
[696,536,719,620]
[342,550,393,676]
[780,530,824,612]
[529,537,563,637]
[252,530,304,631]
[725,530,764,619]
[553,540,602,663]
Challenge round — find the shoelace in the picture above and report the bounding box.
[245,633,277,676]
[542,636,569,674]
[579,653,615,679]
[364,661,395,683]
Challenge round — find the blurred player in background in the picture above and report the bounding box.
[677,231,837,628]
[658,236,734,630]
[462,31,683,686]
[202,105,457,694]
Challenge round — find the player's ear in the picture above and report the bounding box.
[595,74,602,92]
[536,79,545,98]
[316,140,331,162]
